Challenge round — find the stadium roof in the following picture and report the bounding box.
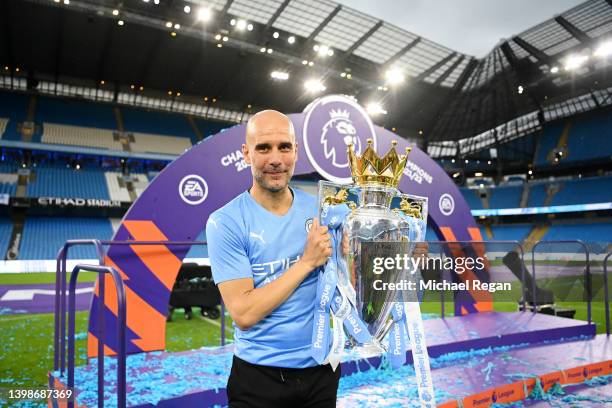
[2,0,612,156]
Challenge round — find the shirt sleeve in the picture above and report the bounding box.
[206,212,253,285]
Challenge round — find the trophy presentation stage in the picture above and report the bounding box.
[49,311,611,407]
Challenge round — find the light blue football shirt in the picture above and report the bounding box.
[205,187,319,368]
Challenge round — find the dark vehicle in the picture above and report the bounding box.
[168,263,221,321]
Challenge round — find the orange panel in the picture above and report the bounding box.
[492,381,526,403]
[122,220,182,290]
[439,227,492,312]
[540,371,563,392]
[462,389,493,408]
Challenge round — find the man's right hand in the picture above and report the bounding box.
[300,218,332,270]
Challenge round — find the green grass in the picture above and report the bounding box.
[0,272,98,285]
[0,307,232,393]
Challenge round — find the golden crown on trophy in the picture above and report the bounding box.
[348,139,411,188]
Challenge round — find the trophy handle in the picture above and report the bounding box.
[395,192,428,225]
[317,180,357,222]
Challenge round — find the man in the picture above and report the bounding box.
[206,110,339,408]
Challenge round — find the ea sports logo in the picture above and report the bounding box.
[303,95,376,184]
[179,174,208,205]
[439,193,455,216]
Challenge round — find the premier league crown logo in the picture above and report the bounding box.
[303,95,377,184]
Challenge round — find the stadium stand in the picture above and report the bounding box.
[460,187,483,209]
[552,175,612,205]
[0,159,18,195]
[131,173,149,198]
[36,96,116,129]
[27,164,110,200]
[0,179,17,195]
[526,183,548,207]
[0,160,19,173]
[0,91,29,140]
[566,111,612,163]
[534,110,612,167]
[497,134,535,162]
[121,106,194,139]
[0,217,13,259]
[490,224,532,242]
[194,117,230,140]
[104,172,132,202]
[130,132,192,155]
[42,123,123,150]
[19,217,113,259]
[535,121,565,167]
[543,222,612,245]
[460,175,611,211]
[0,117,8,138]
[487,185,522,209]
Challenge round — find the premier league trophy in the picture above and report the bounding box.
[311,139,435,406]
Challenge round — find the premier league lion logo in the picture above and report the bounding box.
[303,95,376,184]
[321,109,361,168]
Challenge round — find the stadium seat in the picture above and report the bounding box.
[42,123,123,150]
[0,91,29,140]
[552,176,612,206]
[26,164,110,200]
[19,217,114,260]
[526,183,547,207]
[194,117,230,140]
[0,117,8,138]
[105,172,132,202]
[543,222,612,246]
[121,106,194,139]
[490,225,532,242]
[130,132,192,155]
[565,111,612,163]
[460,187,483,209]
[36,96,116,129]
[0,217,13,258]
[535,121,564,167]
[488,185,522,209]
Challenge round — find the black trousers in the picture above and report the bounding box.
[226,355,341,408]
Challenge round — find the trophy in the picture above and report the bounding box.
[311,139,435,405]
[313,139,425,359]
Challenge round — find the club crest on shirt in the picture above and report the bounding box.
[305,218,314,232]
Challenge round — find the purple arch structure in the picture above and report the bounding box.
[87,95,489,357]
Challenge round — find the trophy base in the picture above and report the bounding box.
[350,341,386,359]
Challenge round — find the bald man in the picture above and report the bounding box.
[206,110,339,408]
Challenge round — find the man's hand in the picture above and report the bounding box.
[300,218,332,270]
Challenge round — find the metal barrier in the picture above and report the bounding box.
[67,264,126,408]
[603,251,611,336]
[531,240,592,323]
[54,239,210,408]
[54,240,105,373]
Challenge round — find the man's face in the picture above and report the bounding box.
[243,117,297,193]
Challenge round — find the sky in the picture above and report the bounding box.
[337,0,585,57]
